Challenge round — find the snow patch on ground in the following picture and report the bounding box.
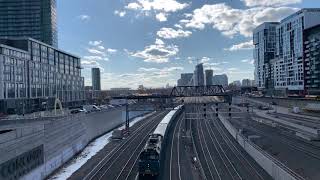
[48,112,155,180]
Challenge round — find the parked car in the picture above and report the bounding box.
[71,108,87,114]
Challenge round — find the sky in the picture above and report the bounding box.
[56,0,320,90]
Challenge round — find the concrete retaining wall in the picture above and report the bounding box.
[218,114,305,180]
[251,97,319,109]
[0,107,148,180]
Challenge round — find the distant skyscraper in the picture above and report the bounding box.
[205,70,213,85]
[92,68,101,90]
[231,80,241,87]
[177,73,193,86]
[212,74,228,87]
[242,79,252,87]
[0,0,58,47]
[194,63,204,86]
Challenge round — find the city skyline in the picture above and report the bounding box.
[56,0,320,89]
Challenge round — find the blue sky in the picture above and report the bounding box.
[56,0,320,89]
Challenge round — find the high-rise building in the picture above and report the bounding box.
[205,70,213,85]
[254,9,320,95]
[0,0,58,47]
[242,79,252,87]
[275,9,320,91]
[177,73,193,86]
[253,22,279,90]
[194,63,204,86]
[212,74,228,87]
[92,68,101,91]
[0,38,84,113]
[304,25,320,94]
[231,80,241,87]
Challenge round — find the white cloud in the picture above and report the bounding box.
[78,15,90,21]
[228,67,239,71]
[87,48,105,55]
[99,68,181,89]
[138,66,184,77]
[81,60,105,71]
[174,24,183,29]
[157,27,192,39]
[241,59,255,65]
[130,39,179,63]
[114,10,127,17]
[83,40,117,66]
[155,38,165,45]
[83,56,103,61]
[125,0,189,22]
[181,3,299,37]
[156,13,168,22]
[89,41,102,46]
[225,40,254,51]
[241,0,301,7]
[107,48,117,53]
[200,57,211,63]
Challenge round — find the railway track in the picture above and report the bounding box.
[169,113,184,180]
[83,111,167,180]
[192,105,220,180]
[208,113,267,180]
[190,103,272,180]
[199,116,241,180]
[229,111,320,161]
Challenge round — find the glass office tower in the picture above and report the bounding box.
[0,0,58,47]
[92,68,101,91]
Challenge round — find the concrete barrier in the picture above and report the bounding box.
[0,107,149,180]
[217,113,305,180]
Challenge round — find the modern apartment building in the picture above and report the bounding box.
[205,70,213,85]
[0,0,58,47]
[253,22,279,90]
[0,38,84,114]
[92,68,101,91]
[304,25,320,94]
[254,9,320,95]
[194,63,204,86]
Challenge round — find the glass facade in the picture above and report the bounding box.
[0,0,58,47]
[254,9,320,94]
[92,68,101,91]
[253,22,279,90]
[0,38,84,113]
[304,25,320,94]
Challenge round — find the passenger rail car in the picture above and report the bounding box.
[139,105,183,177]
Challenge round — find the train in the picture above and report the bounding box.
[138,105,183,177]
